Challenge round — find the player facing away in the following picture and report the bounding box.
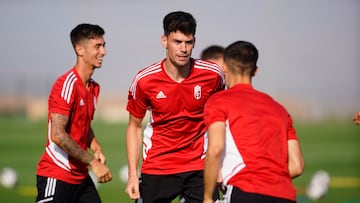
[35,24,112,203]
[203,41,304,203]
[125,11,225,203]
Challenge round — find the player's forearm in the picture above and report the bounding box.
[126,133,141,177]
[288,140,304,178]
[58,132,94,164]
[126,115,143,177]
[204,155,220,202]
[88,127,102,153]
[204,122,225,201]
[50,113,94,165]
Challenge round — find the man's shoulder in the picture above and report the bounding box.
[54,68,78,84]
[137,60,163,75]
[50,68,81,99]
[133,60,163,85]
[193,59,222,76]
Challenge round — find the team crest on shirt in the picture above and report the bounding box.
[194,85,201,100]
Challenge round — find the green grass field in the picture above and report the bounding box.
[0,115,359,203]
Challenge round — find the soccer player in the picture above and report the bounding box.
[203,41,304,203]
[200,44,227,195]
[353,111,360,125]
[125,11,225,203]
[35,23,112,203]
[200,45,225,67]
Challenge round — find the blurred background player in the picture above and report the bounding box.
[35,23,112,203]
[125,11,224,203]
[200,45,224,66]
[199,44,227,197]
[203,40,304,203]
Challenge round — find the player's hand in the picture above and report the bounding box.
[94,150,106,164]
[125,175,140,200]
[353,112,360,125]
[90,159,112,183]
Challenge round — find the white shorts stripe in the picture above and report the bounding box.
[50,178,56,197]
[44,178,50,197]
[36,197,54,203]
[44,178,56,198]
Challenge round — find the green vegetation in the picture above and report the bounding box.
[0,115,359,203]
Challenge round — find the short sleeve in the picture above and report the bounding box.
[48,77,74,117]
[287,114,299,140]
[203,93,227,128]
[126,79,148,119]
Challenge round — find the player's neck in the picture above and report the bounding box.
[163,60,191,83]
[75,63,95,88]
[227,75,252,88]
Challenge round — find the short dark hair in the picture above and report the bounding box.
[70,23,105,48]
[200,45,224,61]
[224,41,258,76]
[163,11,196,36]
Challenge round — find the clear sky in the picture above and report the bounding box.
[0,0,359,119]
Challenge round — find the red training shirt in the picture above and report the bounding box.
[204,84,298,201]
[37,67,99,184]
[127,59,224,175]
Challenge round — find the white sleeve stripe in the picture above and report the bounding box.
[61,71,74,98]
[194,64,222,75]
[130,64,162,99]
[66,77,77,103]
[61,71,77,104]
[195,60,223,73]
[194,60,224,84]
[131,62,161,89]
[194,64,225,85]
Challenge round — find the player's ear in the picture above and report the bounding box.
[222,63,228,74]
[161,35,167,49]
[75,44,84,56]
[252,66,258,77]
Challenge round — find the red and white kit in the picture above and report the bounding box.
[204,84,299,201]
[127,59,224,175]
[37,67,99,184]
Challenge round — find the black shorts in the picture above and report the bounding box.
[137,170,219,203]
[225,185,296,203]
[35,175,101,203]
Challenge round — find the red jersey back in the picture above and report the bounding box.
[204,84,298,201]
[127,59,224,174]
[36,67,100,184]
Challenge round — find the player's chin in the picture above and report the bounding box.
[94,63,102,69]
[176,59,190,67]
